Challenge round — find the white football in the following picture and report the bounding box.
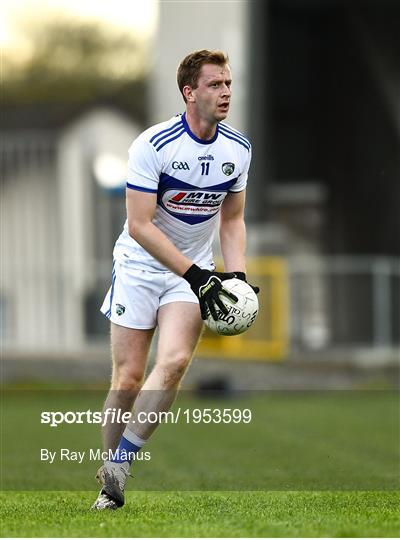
[204,278,259,336]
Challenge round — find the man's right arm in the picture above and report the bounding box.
[126,187,193,276]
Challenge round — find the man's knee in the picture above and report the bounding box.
[156,351,192,386]
[111,356,145,391]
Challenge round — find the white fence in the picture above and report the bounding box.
[1,112,138,353]
[289,256,400,352]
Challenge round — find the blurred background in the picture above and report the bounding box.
[1,0,399,389]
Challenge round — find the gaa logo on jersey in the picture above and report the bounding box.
[172,161,190,170]
[222,162,235,176]
[162,189,225,217]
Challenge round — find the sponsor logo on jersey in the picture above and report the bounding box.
[116,304,126,316]
[198,155,214,161]
[222,162,235,176]
[172,161,190,170]
[161,189,225,217]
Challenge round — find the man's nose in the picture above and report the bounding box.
[221,84,231,96]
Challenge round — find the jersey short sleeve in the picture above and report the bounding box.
[229,147,252,193]
[126,137,161,193]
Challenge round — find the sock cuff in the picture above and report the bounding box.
[122,428,147,447]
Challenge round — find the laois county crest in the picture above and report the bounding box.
[222,162,235,175]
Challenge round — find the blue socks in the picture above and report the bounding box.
[111,428,146,465]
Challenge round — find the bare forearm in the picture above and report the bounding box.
[220,218,247,273]
[129,222,192,276]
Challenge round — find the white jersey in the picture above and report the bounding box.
[114,112,252,272]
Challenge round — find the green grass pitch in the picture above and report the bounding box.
[1,491,399,537]
[1,387,399,537]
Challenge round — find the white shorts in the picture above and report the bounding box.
[100,259,199,329]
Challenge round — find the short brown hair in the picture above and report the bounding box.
[177,49,229,103]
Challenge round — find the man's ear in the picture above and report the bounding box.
[183,85,195,102]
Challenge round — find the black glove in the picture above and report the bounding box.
[183,264,238,321]
[234,271,260,294]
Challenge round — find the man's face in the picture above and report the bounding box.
[190,63,232,122]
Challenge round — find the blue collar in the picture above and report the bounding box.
[182,112,219,144]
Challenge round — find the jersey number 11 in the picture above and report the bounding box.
[200,163,210,175]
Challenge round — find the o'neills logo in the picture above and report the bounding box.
[162,189,225,216]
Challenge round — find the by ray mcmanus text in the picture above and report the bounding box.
[40,448,152,464]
